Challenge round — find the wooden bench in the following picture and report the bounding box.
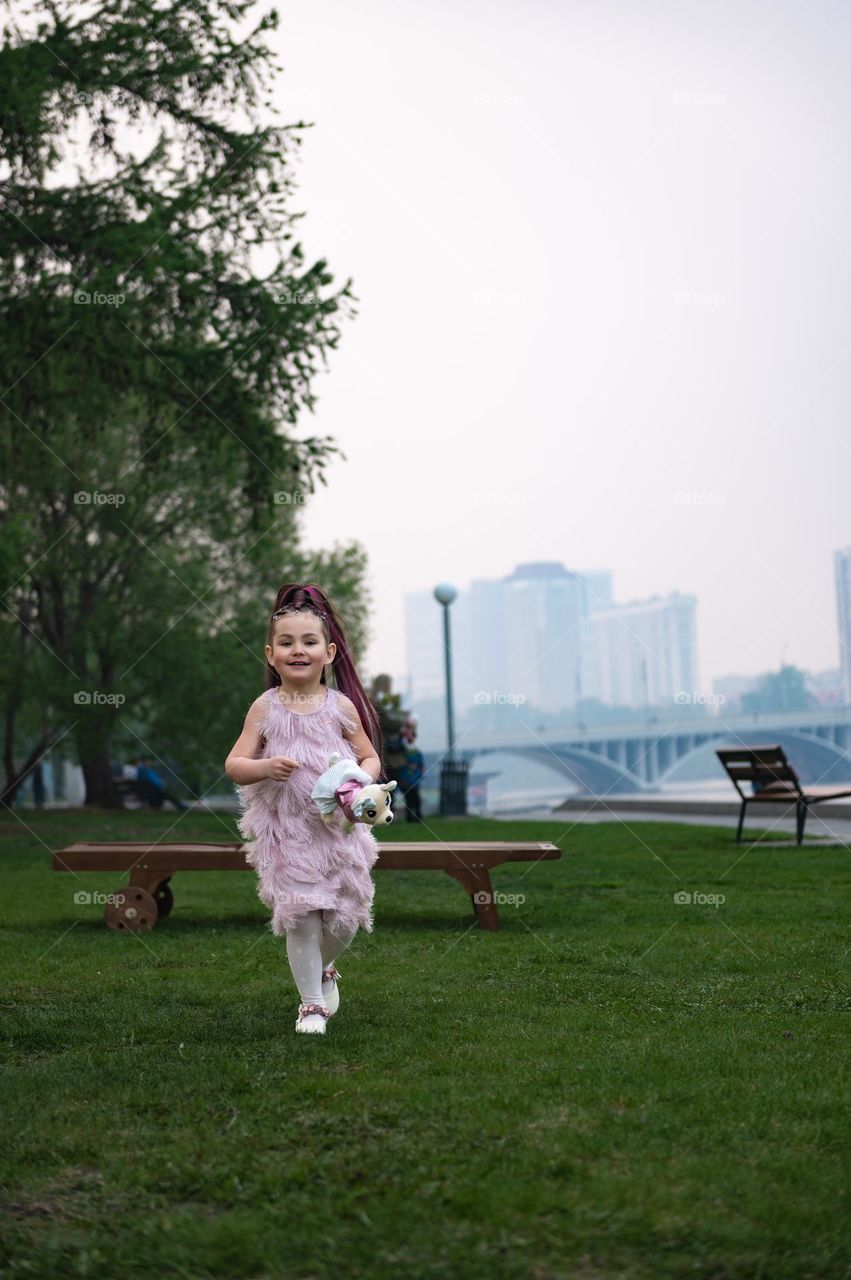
[52,840,561,933]
[716,744,851,844]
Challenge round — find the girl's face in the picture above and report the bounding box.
[265,613,336,685]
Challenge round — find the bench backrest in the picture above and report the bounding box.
[715,745,801,799]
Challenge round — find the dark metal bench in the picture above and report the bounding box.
[52,840,561,932]
[716,744,851,844]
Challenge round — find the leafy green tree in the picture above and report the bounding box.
[127,540,376,803]
[0,0,360,805]
[741,664,815,715]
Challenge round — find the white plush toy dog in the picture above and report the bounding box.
[311,752,397,834]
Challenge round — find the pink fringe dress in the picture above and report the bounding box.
[235,684,380,938]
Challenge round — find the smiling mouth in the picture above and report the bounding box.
[288,661,309,667]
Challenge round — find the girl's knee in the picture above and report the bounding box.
[289,908,323,937]
[325,916,358,945]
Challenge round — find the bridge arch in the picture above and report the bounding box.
[658,728,851,788]
[464,743,647,795]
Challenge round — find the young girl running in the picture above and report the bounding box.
[225,583,385,1035]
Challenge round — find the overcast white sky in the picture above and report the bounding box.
[266,0,851,691]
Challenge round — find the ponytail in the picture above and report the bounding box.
[264,583,385,775]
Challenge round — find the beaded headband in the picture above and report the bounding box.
[270,604,328,624]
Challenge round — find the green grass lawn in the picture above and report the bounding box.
[1,808,848,1279]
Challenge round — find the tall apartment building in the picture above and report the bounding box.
[404,562,617,717]
[834,546,851,705]
[583,592,699,709]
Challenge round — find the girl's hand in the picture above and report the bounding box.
[264,756,301,781]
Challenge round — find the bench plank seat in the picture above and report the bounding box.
[53,840,561,933]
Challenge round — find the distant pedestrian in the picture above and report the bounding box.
[398,738,425,822]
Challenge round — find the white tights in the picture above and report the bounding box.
[285,909,358,1007]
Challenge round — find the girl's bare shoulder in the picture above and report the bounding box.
[334,691,366,738]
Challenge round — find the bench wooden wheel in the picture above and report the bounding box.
[153,878,174,918]
[105,885,157,932]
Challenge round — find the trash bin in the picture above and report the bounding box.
[439,760,469,816]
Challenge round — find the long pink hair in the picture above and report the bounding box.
[264,583,385,773]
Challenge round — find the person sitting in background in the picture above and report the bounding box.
[136,757,189,810]
[751,769,796,797]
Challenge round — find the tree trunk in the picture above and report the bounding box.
[3,689,20,804]
[80,745,124,809]
[1,732,56,809]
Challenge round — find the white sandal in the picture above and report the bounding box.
[295,1001,331,1034]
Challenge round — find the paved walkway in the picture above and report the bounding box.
[493,799,851,844]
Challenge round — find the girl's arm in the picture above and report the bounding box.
[225,699,275,785]
[338,694,381,783]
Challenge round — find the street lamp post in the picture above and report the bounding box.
[434,582,468,816]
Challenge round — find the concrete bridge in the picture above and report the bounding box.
[421,708,851,795]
